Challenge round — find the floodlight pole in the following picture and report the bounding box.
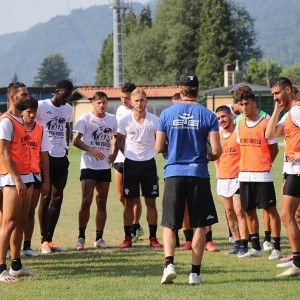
[110,0,131,87]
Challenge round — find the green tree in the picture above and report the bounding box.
[244,59,282,85]
[11,73,18,83]
[196,0,235,90]
[95,34,113,85]
[229,3,262,64]
[149,0,202,84]
[34,53,71,86]
[280,60,300,84]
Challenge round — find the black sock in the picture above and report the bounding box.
[175,230,180,247]
[264,231,271,242]
[206,231,212,243]
[23,240,31,250]
[41,233,47,243]
[149,224,157,238]
[96,230,103,241]
[131,224,139,236]
[272,237,281,251]
[78,227,86,240]
[47,231,54,242]
[241,239,248,248]
[191,264,201,276]
[11,258,22,271]
[183,229,193,242]
[0,264,7,273]
[165,256,174,267]
[124,226,132,238]
[293,252,300,268]
[250,233,261,250]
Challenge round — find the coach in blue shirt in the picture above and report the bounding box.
[156,73,222,285]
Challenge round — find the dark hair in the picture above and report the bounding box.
[233,85,252,102]
[239,91,256,102]
[92,91,108,100]
[121,82,136,93]
[172,93,181,101]
[292,85,299,95]
[215,105,231,114]
[6,81,26,95]
[26,97,38,110]
[270,77,292,89]
[56,79,73,91]
[179,86,198,98]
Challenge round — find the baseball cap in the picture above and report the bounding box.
[178,73,199,87]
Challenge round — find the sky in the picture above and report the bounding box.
[0,0,149,35]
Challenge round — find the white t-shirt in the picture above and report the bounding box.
[0,116,34,186]
[117,111,158,161]
[114,105,134,163]
[278,107,300,174]
[73,112,118,170]
[36,99,73,157]
[236,117,277,182]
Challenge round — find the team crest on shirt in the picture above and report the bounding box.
[91,126,113,148]
[172,113,199,129]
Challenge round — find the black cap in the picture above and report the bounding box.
[178,73,199,87]
[56,80,73,91]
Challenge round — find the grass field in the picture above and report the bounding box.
[2,144,299,299]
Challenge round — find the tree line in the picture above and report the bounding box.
[31,0,300,88]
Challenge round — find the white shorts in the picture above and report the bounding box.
[217,178,239,197]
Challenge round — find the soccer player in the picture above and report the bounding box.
[22,97,50,257]
[215,105,248,256]
[117,88,161,249]
[156,73,221,285]
[0,82,35,283]
[114,83,144,242]
[234,85,273,251]
[266,77,300,277]
[73,92,118,250]
[236,90,281,260]
[36,79,73,254]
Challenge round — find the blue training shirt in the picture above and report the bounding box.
[157,103,219,179]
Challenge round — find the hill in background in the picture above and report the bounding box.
[0,0,299,87]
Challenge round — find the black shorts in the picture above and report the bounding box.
[113,162,124,174]
[80,168,111,182]
[33,174,42,190]
[123,158,159,198]
[240,181,276,211]
[161,176,218,230]
[283,174,300,198]
[49,155,69,181]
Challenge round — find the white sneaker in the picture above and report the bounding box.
[74,238,85,251]
[0,270,19,283]
[276,260,293,268]
[9,266,36,277]
[161,263,176,284]
[268,249,282,260]
[94,238,109,249]
[228,236,235,244]
[277,264,300,278]
[263,241,273,251]
[189,273,204,285]
[22,248,39,257]
[238,248,263,258]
